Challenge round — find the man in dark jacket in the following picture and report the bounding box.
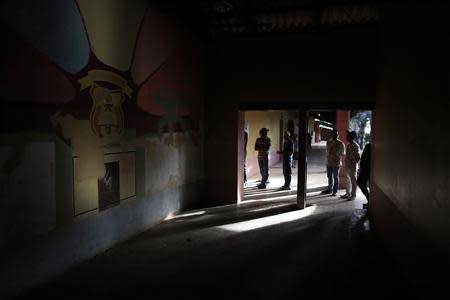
[357,142,371,209]
[255,128,271,189]
[280,131,294,190]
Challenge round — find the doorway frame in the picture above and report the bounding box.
[237,103,375,209]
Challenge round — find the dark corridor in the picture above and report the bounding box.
[20,202,419,300]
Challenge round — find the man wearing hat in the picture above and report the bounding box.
[254,127,271,189]
[340,130,361,200]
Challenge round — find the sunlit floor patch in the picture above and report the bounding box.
[166,210,206,220]
[217,205,317,232]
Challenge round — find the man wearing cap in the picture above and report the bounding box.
[254,128,271,189]
[340,130,361,200]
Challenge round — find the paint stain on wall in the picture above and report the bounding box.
[53,113,105,180]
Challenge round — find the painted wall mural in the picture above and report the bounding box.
[0,0,204,222]
[79,70,132,139]
[0,0,90,74]
[0,22,77,104]
[76,0,148,72]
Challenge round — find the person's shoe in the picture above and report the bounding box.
[347,195,356,201]
[280,186,291,190]
[321,190,332,194]
[363,203,368,209]
[331,192,337,196]
[257,184,266,189]
[340,194,350,199]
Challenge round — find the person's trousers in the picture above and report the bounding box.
[283,157,292,187]
[357,170,370,200]
[258,156,269,184]
[345,163,358,197]
[244,155,247,183]
[326,166,340,194]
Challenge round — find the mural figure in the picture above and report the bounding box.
[90,86,124,138]
[79,70,133,139]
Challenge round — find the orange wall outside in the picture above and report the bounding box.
[245,111,283,178]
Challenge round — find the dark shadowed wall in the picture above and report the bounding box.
[371,0,450,292]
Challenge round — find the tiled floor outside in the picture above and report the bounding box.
[244,142,368,209]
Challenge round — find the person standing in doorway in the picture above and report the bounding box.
[321,129,345,196]
[340,131,361,200]
[254,128,271,189]
[307,131,312,151]
[291,133,298,168]
[279,131,294,190]
[244,129,249,184]
[358,142,371,209]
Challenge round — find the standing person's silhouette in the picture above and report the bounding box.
[321,129,345,196]
[340,131,360,200]
[280,131,294,190]
[254,128,271,189]
[291,133,298,168]
[358,142,371,209]
[307,132,312,151]
[244,130,248,184]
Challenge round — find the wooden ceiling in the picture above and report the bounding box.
[153,0,382,39]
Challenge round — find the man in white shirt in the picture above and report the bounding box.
[341,131,361,200]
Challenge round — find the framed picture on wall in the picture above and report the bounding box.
[73,151,136,216]
[98,161,120,211]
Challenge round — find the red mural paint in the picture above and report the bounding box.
[0,24,76,104]
[136,45,203,118]
[131,9,181,86]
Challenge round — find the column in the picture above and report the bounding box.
[297,108,307,209]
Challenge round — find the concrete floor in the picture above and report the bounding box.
[245,141,330,193]
[17,143,420,299]
[244,161,368,209]
[18,199,419,300]
[244,141,366,208]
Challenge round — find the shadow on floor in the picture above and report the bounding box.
[17,200,422,300]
